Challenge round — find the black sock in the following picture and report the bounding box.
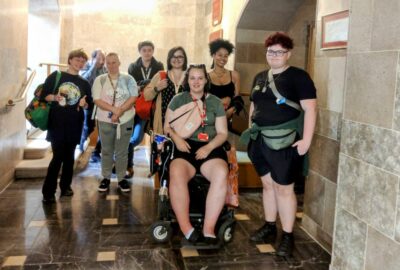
[265,221,276,227]
[282,231,293,236]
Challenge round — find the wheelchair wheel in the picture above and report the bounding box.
[150,221,172,243]
[218,220,236,243]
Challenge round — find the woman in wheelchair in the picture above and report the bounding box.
[164,64,228,245]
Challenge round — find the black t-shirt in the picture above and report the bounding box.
[250,66,316,126]
[40,71,92,144]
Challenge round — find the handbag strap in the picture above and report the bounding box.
[50,71,62,105]
[53,71,62,94]
[267,69,302,111]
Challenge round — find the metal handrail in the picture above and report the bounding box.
[39,62,68,76]
[6,68,36,107]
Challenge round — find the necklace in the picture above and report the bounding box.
[213,69,226,78]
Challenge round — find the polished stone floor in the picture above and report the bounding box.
[0,147,331,269]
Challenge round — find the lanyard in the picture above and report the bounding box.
[141,67,152,80]
[108,74,119,106]
[170,71,184,94]
[191,94,207,128]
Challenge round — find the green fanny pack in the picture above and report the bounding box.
[261,129,297,150]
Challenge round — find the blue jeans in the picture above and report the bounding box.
[127,114,147,168]
[79,109,95,151]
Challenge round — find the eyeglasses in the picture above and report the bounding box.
[172,55,185,60]
[189,64,206,68]
[266,50,289,57]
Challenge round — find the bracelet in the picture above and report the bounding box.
[153,87,159,94]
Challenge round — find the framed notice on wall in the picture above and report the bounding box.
[321,10,349,50]
[212,0,223,26]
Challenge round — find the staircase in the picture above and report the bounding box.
[15,129,89,179]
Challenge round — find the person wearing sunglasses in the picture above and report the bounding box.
[164,64,228,245]
[144,46,188,134]
[245,32,317,256]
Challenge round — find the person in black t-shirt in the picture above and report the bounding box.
[40,49,92,204]
[247,32,317,256]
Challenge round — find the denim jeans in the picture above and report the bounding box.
[127,114,147,168]
[79,108,95,151]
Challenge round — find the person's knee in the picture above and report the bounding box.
[261,174,274,191]
[274,183,294,197]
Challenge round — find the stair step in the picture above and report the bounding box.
[16,151,52,179]
[24,139,51,159]
[16,141,90,179]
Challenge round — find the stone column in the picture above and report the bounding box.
[331,0,400,269]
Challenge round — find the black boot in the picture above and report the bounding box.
[249,222,277,242]
[276,232,294,256]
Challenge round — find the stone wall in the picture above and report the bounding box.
[331,0,400,268]
[301,0,348,252]
[0,0,29,190]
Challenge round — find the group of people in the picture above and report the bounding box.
[39,32,317,257]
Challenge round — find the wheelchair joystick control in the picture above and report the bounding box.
[159,180,168,202]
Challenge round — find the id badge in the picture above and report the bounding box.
[198,132,209,141]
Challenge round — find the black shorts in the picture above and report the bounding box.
[173,139,228,174]
[247,135,303,185]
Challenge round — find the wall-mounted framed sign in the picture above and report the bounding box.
[209,29,223,42]
[321,10,349,50]
[212,0,223,26]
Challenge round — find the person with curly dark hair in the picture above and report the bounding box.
[208,39,241,120]
[243,32,317,256]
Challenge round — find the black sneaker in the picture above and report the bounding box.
[60,189,74,197]
[276,233,294,257]
[125,167,134,178]
[118,179,130,192]
[187,229,201,244]
[204,236,220,246]
[98,178,110,192]
[42,195,56,204]
[249,222,277,242]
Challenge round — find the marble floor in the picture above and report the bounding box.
[0,147,331,269]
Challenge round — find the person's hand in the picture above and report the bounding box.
[156,79,168,91]
[111,107,122,116]
[226,107,235,119]
[195,144,213,160]
[292,139,310,156]
[221,97,231,110]
[174,136,191,153]
[79,95,87,107]
[111,114,120,123]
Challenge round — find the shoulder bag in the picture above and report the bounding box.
[25,71,61,130]
[168,100,202,139]
[261,69,302,150]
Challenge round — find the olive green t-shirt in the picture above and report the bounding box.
[168,91,225,141]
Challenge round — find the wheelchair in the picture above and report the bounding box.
[149,134,237,248]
